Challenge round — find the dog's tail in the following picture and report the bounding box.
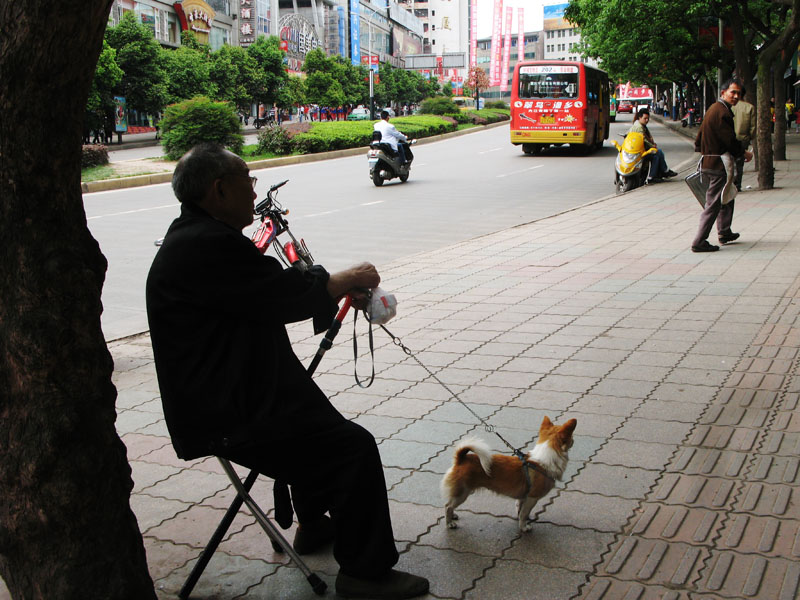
[454,438,493,475]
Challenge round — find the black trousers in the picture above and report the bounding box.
[221,418,399,578]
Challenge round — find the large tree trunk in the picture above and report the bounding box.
[0,2,157,598]
[755,0,800,189]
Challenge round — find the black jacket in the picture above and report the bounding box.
[695,99,744,172]
[146,202,341,459]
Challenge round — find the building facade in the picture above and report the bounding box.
[110,0,235,50]
[476,32,543,100]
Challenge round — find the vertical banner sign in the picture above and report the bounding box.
[500,5,512,92]
[338,6,346,58]
[518,7,524,63]
[470,0,478,70]
[349,0,361,66]
[489,0,503,86]
[113,96,127,132]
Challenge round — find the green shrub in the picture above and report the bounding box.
[419,96,460,115]
[256,125,293,155]
[159,96,243,160]
[289,116,457,154]
[81,144,109,168]
[445,112,471,124]
[484,100,508,109]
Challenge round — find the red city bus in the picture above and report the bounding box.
[510,61,610,155]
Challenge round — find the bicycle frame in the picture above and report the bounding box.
[252,179,314,269]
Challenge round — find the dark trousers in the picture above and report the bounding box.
[221,419,399,578]
[692,171,734,247]
[734,155,745,191]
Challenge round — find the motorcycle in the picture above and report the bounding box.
[367,131,416,186]
[612,131,658,193]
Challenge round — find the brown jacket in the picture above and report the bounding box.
[694,99,744,172]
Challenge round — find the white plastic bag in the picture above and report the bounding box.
[366,287,397,325]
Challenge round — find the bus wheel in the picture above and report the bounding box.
[523,143,542,155]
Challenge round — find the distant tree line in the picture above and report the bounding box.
[89,12,442,133]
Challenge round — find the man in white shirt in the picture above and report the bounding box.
[373,111,408,163]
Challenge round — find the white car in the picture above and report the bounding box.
[347,107,371,121]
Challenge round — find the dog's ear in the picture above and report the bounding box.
[559,418,577,439]
[541,415,553,429]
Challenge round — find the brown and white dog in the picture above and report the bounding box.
[441,416,577,532]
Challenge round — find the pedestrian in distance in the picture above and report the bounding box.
[146,144,429,600]
[691,77,753,253]
[731,85,755,192]
[628,108,678,183]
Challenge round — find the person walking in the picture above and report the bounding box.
[731,87,756,192]
[691,77,753,253]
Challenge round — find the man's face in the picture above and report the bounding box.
[218,155,257,230]
[722,83,742,106]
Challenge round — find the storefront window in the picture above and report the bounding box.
[210,26,229,50]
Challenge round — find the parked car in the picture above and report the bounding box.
[382,107,396,117]
[618,100,633,113]
[347,107,371,121]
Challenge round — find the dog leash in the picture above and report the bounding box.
[378,324,538,468]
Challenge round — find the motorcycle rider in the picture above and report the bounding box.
[629,108,678,184]
[374,111,408,164]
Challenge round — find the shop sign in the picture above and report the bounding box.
[279,14,321,73]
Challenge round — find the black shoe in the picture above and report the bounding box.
[719,232,740,245]
[692,241,720,253]
[336,569,430,599]
[665,169,678,178]
[292,515,334,555]
[647,177,663,184]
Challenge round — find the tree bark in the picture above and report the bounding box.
[755,0,800,189]
[0,2,157,598]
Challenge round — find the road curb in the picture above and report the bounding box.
[83,120,510,194]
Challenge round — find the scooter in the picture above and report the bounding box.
[367,131,416,186]
[612,131,658,193]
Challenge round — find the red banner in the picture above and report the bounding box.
[500,6,512,92]
[489,0,503,86]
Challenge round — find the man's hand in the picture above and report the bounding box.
[327,263,381,303]
[744,150,753,162]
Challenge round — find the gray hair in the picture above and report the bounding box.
[172,143,241,204]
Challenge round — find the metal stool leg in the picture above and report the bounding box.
[217,459,327,595]
[179,459,326,598]
[178,469,258,599]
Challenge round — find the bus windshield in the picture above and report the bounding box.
[518,65,579,100]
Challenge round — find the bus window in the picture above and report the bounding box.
[518,68,579,100]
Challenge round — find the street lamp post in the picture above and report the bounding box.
[364,8,377,119]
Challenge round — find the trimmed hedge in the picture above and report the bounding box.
[290,115,456,154]
[419,96,461,115]
[81,144,109,168]
[160,96,243,161]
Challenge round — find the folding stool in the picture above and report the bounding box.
[178,458,326,599]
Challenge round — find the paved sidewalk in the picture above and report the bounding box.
[4,136,798,600]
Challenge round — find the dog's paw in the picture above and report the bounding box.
[521,522,533,533]
[446,520,459,529]
[451,513,459,520]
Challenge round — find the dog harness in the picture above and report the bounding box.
[516,451,554,497]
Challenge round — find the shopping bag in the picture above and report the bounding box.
[685,157,707,208]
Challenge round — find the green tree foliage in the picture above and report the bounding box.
[564,0,715,89]
[247,35,289,105]
[159,96,243,160]
[161,45,216,105]
[211,44,265,113]
[85,40,123,134]
[277,74,307,109]
[302,50,368,106]
[105,11,166,115]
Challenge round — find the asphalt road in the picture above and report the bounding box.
[85,119,696,340]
